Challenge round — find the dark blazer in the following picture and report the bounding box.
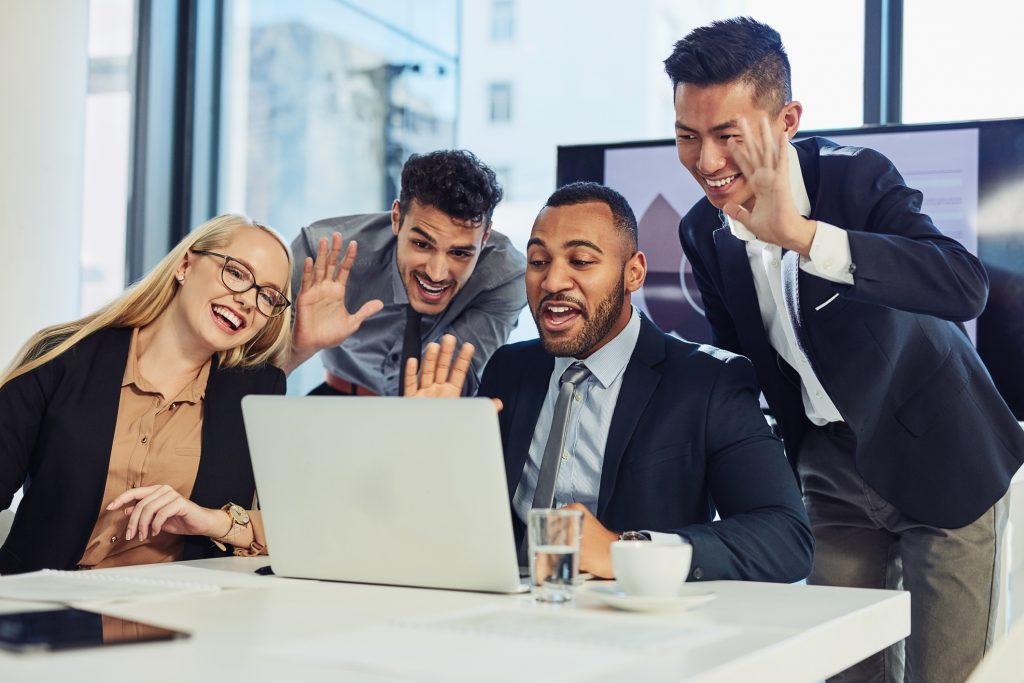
[0,327,285,574]
[679,136,1024,529]
[479,315,814,583]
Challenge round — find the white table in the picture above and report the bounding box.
[0,557,909,683]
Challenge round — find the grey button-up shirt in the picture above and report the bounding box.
[291,212,527,396]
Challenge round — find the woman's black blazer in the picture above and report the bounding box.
[0,326,285,574]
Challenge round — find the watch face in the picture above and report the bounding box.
[229,505,250,525]
[619,531,649,542]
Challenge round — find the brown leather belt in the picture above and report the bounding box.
[324,372,378,397]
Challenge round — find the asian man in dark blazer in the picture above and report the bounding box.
[666,17,1024,683]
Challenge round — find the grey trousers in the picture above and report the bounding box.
[798,423,1005,683]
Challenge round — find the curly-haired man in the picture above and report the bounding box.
[284,150,526,396]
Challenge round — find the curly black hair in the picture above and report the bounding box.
[544,181,637,252]
[398,150,503,227]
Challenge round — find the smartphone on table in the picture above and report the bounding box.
[0,608,189,653]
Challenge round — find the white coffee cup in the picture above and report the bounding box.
[611,540,692,598]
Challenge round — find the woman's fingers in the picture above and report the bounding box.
[107,484,161,511]
[150,497,189,536]
[125,485,175,541]
[135,488,179,541]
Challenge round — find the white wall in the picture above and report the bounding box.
[0,0,89,367]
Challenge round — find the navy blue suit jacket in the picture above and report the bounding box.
[679,136,1024,528]
[478,315,813,583]
[0,327,285,574]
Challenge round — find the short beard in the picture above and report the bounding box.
[535,276,626,358]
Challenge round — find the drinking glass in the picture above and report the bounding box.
[527,508,583,603]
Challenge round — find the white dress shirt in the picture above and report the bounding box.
[727,143,852,425]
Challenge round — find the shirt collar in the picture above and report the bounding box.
[121,327,144,389]
[389,240,409,304]
[727,142,810,242]
[553,306,641,389]
[122,327,211,404]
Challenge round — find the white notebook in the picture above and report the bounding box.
[0,568,221,606]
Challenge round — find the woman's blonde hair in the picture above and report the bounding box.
[2,214,293,388]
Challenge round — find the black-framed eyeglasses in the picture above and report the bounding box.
[190,250,291,318]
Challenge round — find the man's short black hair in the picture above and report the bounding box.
[398,150,503,227]
[544,182,638,252]
[663,17,791,113]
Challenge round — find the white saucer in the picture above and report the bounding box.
[589,583,715,613]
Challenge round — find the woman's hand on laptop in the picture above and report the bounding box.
[404,335,503,412]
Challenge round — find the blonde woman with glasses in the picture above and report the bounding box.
[0,214,293,574]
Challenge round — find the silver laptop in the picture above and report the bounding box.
[241,396,526,594]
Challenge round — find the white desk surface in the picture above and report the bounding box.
[0,557,909,683]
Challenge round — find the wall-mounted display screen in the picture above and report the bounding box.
[557,119,1024,417]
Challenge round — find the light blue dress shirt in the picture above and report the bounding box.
[512,307,642,523]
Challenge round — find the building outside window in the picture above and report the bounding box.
[489,82,512,123]
[491,0,515,41]
[218,0,459,393]
[460,0,866,343]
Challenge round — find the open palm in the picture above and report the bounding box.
[723,116,809,253]
[404,335,504,411]
[404,335,474,398]
[292,232,384,355]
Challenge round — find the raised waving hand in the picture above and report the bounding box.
[284,232,384,374]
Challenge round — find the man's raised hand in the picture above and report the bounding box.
[286,232,384,374]
[723,116,816,256]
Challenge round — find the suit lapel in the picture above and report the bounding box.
[597,316,663,517]
[504,349,554,497]
[69,328,132,563]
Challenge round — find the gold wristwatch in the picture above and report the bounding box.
[211,503,250,552]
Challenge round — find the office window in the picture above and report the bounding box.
[81,0,134,312]
[219,1,458,234]
[491,0,515,41]
[736,2,865,131]
[491,165,512,201]
[459,1,864,345]
[903,0,1024,123]
[489,82,512,123]
[218,0,458,394]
